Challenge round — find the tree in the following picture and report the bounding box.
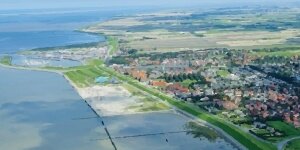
[188,73,194,80]
[183,73,187,80]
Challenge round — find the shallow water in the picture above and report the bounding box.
[0,9,112,54]
[0,67,113,150]
[0,31,104,54]
[0,67,239,150]
[0,8,155,54]
[102,112,239,150]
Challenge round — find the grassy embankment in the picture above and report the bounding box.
[108,36,119,55]
[0,56,12,66]
[95,64,276,150]
[63,59,108,87]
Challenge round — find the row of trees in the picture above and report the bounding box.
[249,65,300,87]
[109,56,129,64]
[253,56,294,65]
[252,47,300,52]
[163,72,206,83]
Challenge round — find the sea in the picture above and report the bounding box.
[0,8,146,54]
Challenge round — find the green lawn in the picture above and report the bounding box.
[217,70,230,77]
[267,121,300,137]
[86,59,104,66]
[181,79,196,88]
[65,67,109,87]
[285,139,300,150]
[64,60,108,87]
[96,65,277,150]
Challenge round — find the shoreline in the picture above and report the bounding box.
[56,71,247,150]
[0,63,245,150]
[0,63,63,75]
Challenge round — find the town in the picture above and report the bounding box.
[109,47,300,142]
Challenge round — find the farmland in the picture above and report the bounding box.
[83,7,300,52]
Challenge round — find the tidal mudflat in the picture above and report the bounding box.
[0,67,113,150]
[79,85,170,116]
[0,66,239,150]
[101,112,239,150]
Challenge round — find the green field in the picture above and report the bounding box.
[84,7,300,52]
[267,121,300,137]
[96,65,277,150]
[63,59,108,87]
[65,66,109,87]
[108,36,119,55]
[252,49,300,57]
[285,139,300,150]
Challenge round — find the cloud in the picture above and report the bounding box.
[0,111,43,150]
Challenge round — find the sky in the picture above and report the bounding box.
[1,0,300,10]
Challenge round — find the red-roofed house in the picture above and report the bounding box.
[166,83,189,93]
[150,81,168,90]
[131,70,148,81]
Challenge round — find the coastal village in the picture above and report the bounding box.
[3,6,300,150]
[4,30,300,150]
[108,48,300,142]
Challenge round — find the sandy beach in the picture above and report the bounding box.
[77,85,144,116]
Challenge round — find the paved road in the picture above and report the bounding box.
[277,136,300,150]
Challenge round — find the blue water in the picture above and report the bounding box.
[0,66,239,150]
[0,7,163,54]
[0,9,126,54]
[0,67,114,150]
[0,8,240,150]
[0,31,103,54]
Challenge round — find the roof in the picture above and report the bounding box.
[222,101,238,110]
[151,81,167,87]
[167,83,189,93]
[95,76,109,83]
[131,70,147,80]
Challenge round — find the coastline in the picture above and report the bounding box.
[0,62,246,150]
[0,63,63,75]
[0,19,266,149]
[0,14,264,150]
